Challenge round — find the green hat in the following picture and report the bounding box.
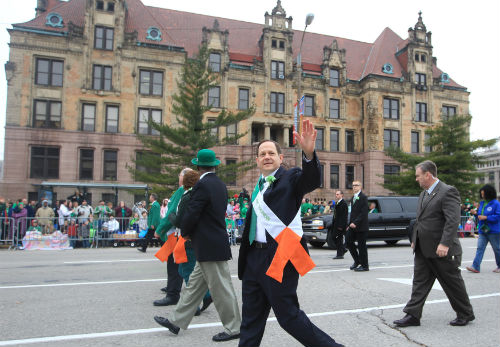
[191,149,221,167]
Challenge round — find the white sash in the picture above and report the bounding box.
[252,185,303,239]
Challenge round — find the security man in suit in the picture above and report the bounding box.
[154,149,241,342]
[394,160,474,327]
[238,120,343,347]
[332,190,348,259]
[345,181,369,271]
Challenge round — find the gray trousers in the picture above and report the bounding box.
[171,260,241,334]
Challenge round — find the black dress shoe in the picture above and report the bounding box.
[350,263,360,270]
[354,266,369,272]
[153,296,179,306]
[212,332,240,342]
[160,286,168,293]
[194,307,201,316]
[449,315,475,326]
[200,296,213,312]
[393,314,420,327]
[333,255,344,259]
[154,316,180,334]
[137,247,146,253]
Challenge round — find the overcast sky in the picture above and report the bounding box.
[0,0,498,159]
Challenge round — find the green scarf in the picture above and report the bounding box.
[156,186,185,241]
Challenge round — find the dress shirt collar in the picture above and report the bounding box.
[427,179,440,195]
[200,171,215,180]
[260,168,279,182]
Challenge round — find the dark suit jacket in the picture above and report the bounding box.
[349,191,369,232]
[332,199,348,232]
[412,181,462,258]
[238,152,321,280]
[181,172,231,262]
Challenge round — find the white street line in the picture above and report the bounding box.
[0,292,497,346]
[64,259,156,264]
[377,277,443,291]
[2,259,494,289]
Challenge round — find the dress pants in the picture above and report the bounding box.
[140,227,155,251]
[345,228,368,267]
[333,228,346,256]
[166,253,182,301]
[239,246,340,347]
[404,245,474,319]
[170,261,240,334]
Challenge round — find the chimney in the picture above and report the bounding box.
[35,0,47,17]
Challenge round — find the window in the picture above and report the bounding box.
[136,151,160,176]
[208,87,220,108]
[271,61,284,79]
[30,146,59,178]
[416,102,427,122]
[424,133,432,152]
[329,98,340,119]
[411,131,420,153]
[35,58,63,87]
[139,70,163,96]
[225,159,237,185]
[103,150,117,180]
[94,26,114,50]
[209,53,221,72]
[415,73,426,86]
[442,105,456,119]
[102,193,115,204]
[345,130,355,152]
[93,65,112,91]
[96,0,104,10]
[319,164,324,188]
[315,128,324,151]
[81,103,95,131]
[421,54,426,63]
[270,92,284,113]
[345,165,354,189]
[105,105,119,133]
[207,118,218,140]
[330,129,339,152]
[384,165,400,185]
[106,1,114,12]
[226,124,237,144]
[489,172,495,182]
[329,68,339,87]
[271,39,277,48]
[330,165,339,189]
[415,53,419,62]
[79,149,94,180]
[239,88,249,110]
[279,40,285,49]
[384,129,400,148]
[138,108,161,135]
[304,95,315,116]
[33,100,61,128]
[383,98,399,119]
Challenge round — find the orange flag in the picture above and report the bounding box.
[266,227,316,283]
[173,236,188,264]
[154,234,177,262]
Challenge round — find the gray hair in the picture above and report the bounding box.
[416,160,437,177]
[180,167,192,176]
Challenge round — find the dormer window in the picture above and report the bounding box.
[209,53,221,72]
[329,68,339,87]
[45,13,63,28]
[420,54,426,62]
[382,63,393,74]
[271,60,284,79]
[271,39,285,50]
[279,41,285,49]
[440,73,450,83]
[96,1,104,10]
[415,53,419,62]
[107,2,114,12]
[146,27,162,41]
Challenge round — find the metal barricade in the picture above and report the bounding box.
[458,215,477,238]
[94,216,139,248]
[0,217,15,249]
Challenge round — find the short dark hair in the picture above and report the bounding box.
[416,160,437,177]
[256,140,282,156]
[480,184,497,201]
[150,193,158,200]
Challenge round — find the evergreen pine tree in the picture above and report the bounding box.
[383,114,495,198]
[128,44,255,197]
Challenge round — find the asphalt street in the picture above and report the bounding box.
[0,238,499,347]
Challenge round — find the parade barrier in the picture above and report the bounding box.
[458,215,477,238]
[0,217,15,249]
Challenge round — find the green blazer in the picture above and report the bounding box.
[148,200,161,229]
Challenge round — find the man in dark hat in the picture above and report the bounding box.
[154,149,241,342]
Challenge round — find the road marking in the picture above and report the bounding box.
[0,292,497,346]
[1,259,494,289]
[377,277,443,290]
[64,259,156,264]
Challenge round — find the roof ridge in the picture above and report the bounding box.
[139,0,177,44]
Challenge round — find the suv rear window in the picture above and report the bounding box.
[379,199,403,213]
[400,198,418,212]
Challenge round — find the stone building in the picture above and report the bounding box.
[476,139,500,197]
[1,0,470,204]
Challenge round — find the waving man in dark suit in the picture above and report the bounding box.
[394,160,474,327]
[238,119,343,347]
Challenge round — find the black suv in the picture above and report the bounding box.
[302,196,418,248]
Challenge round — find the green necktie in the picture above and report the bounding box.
[249,177,265,245]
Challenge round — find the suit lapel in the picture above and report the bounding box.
[418,182,441,217]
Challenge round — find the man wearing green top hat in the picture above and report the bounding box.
[154,149,241,342]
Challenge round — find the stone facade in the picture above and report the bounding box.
[1,1,470,204]
[476,140,500,196]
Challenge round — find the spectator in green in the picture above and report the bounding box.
[94,200,112,233]
[369,202,379,213]
[138,193,160,252]
[300,198,313,216]
[27,219,42,233]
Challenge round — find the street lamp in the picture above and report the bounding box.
[296,13,314,167]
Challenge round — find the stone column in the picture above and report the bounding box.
[264,123,271,140]
[283,125,290,147]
